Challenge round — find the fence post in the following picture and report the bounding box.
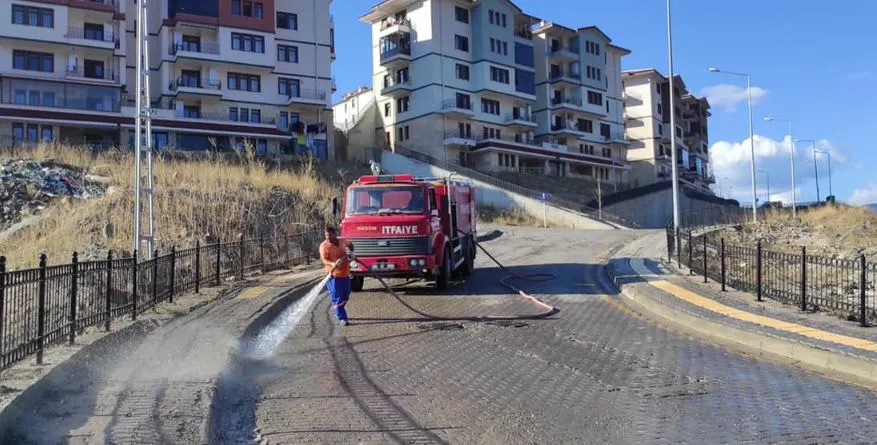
[0,256,5,359]
[239,234,245,281]
[105,251,112,331]
[169,246,176,304]
[260,234,265,273]
[152,249,158,307]
[69,252,79,346]
[215,242,221,286]
[720,238,726,292]
[676,227,681,268]
[132,250,138,321]
[284,234,290,267]
[702,235,708,283]
[37,254,47,365]
[756,241,763,302]
[860,254,868,327]
[688,231,693,275]
[195,240,201,294]
[800,246,807,312]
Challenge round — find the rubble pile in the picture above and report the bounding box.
[0,159,106,229]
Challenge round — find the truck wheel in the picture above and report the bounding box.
[461,240,474,277]
[351,276,364,292]
[436,247,452,290]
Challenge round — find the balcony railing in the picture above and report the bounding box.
[170,77,222,91]
[175,110,277,125]
[550,45,580,55]
[551,122,587,133]
[66,65,119,82]
[515,28,533,39]
[551,96,583,107]
[65,27,118,44]
[504,112,534,123]
[381,17,411,30]
[380,45,411,62]
[169,42,221,56]
[549,70,581,81]
[1,79,121,113]
[286,89,328,102]
[382,78,411,90]
[441,99,472,111]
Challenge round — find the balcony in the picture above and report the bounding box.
[380,78,412,97]
[286,89,328,106]
[443,129,476,146]
[1,78,121,113]
[65,65,119,84]
[550,96,584,110]
[602,132,629,145]
[703,174,716,184]
[169,77,222,97]
[549,44,580,61]
[551,121,588,138]
[65,27,119,49]
[440,98,474,117]
[515,28,533,40]
[169,41,221,59]
[68,0,119,14]
[380,17,412,36]
[549,69,581,86]
[504,112,537,128]
[379,40,412,67]
[174,110,277,126]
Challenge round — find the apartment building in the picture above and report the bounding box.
[333,85,380,162]
[0,0,335,158]
[621,68,714,191]
[360,0,630,185]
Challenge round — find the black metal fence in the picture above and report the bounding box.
[0,230,322,371]
[667,210,876,327]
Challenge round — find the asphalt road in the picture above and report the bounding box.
[3,226,877,444]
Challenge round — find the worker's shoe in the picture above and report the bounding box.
[339,319,349,326]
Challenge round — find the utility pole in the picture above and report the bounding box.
[666,0,680,232]
[134,0,155,258]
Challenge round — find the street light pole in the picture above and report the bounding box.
[765,117,797,217]
[815,148,833,200]
[758,169,770,204]
[709,67,756,223]
[666,0,680,232]
[797,139,819,202]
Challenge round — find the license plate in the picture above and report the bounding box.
[371,263,396,271]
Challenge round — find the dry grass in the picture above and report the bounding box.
[477,205,550,228]
[0,143,345,269]
[719,204,877,259]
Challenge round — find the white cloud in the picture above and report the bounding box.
[699,83,768,112]
[849,185,877,206]
[709,135,849,205]
[848,71,872,80]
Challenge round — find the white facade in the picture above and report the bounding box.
[0,0,335,159]
[360,0,631,185]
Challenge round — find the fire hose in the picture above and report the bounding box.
[349,233,559,321]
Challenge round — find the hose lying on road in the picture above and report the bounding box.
[364,231,559,321]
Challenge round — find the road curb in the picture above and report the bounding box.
[606,257,877,389]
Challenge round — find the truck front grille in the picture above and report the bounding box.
[348,236,430,257]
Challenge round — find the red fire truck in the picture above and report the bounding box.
[334,174,477,291]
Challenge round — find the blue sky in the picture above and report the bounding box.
[330,0,877,205]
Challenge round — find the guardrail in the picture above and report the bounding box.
[391,145,638,228]
[668,207,875,327]
[0,230,322,371]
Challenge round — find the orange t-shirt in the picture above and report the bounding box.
[320,239,351,278]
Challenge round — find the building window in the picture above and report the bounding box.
[397,125,410,141]
[84,23,105,41]
[396,96,409,113]
[488,10,507,27]
[41,126,53,141]
[454,35,469,52]
[657,103,662,115]
[183,105,200,118]
[277,12,298,30]
[13,50,53,73]
[490,66,510,84]
[232,0,262,17]
[455,93,471,110]
[232,33,265,53]
[83,60,105,79]
[455,6,468,23]
[280,111,289,129]
[489,38,508,55]
[456,63,470,80]
[13,5,53,28]
[586,66,602,81]
[278,44,299,62]
[579,119,593,133]
[228,73,261,92]
[585,41,601,55]
[12,123,23,141]
[384,102,390,116]
[482,126,501,140]
[229,107,238,121]
[481,98,500,115]
[278,78,300,96]
[587,90,602,106]
[600,123,610,138]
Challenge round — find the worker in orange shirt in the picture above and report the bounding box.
[320,226,355,326]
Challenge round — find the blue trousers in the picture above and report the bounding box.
[327,276,351,321]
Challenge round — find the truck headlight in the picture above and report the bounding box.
[417,259,426,266]
[409,259,418,267]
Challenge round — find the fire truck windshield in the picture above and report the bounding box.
[346,186,427,215]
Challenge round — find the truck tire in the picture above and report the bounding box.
[436,246,452,290]
[461,239,474,278]
[351,276,364,292]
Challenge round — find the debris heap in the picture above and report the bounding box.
[0,159,106,229]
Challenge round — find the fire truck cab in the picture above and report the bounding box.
[335,174,477,291]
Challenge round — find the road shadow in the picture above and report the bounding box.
[0,319,163,445]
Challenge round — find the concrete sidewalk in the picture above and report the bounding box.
[610,231,877,388]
